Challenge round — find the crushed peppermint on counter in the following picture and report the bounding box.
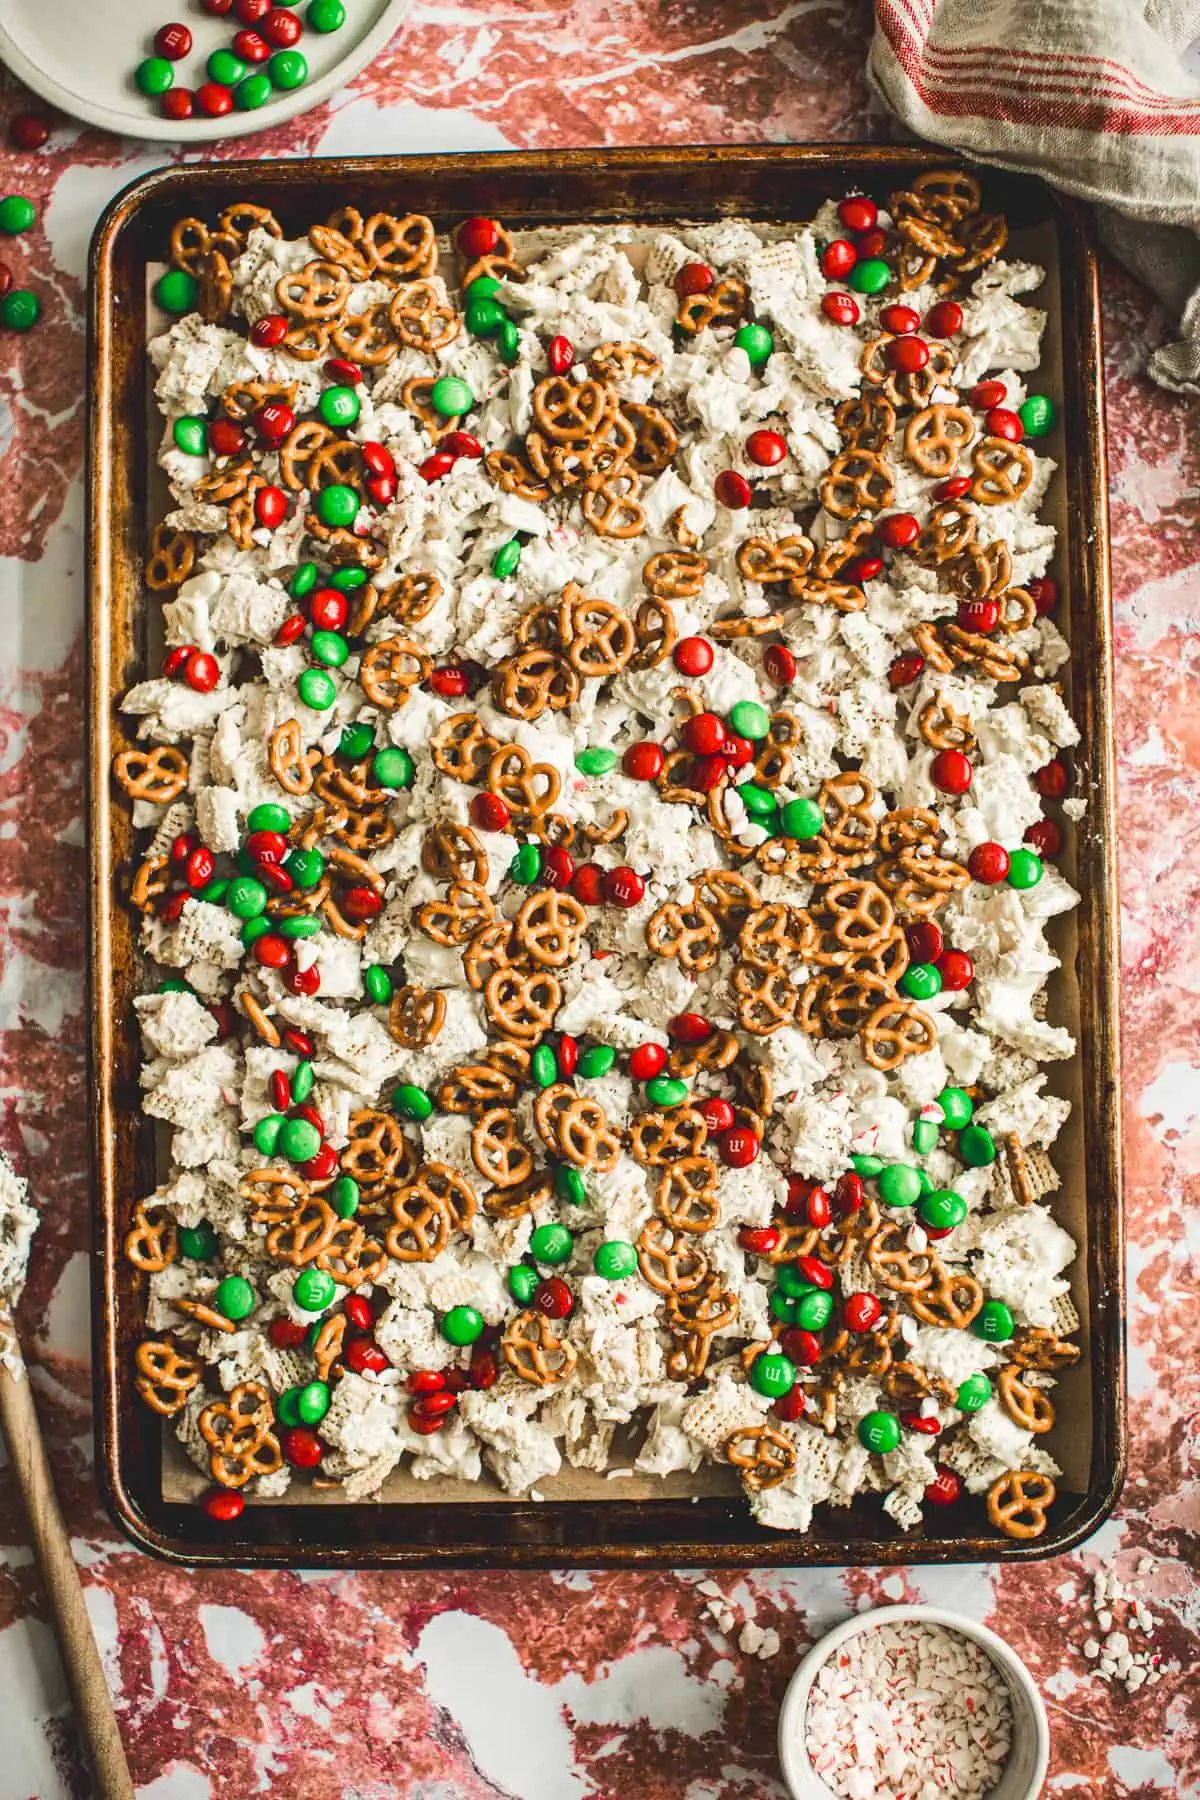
[804,1620,1012,1800]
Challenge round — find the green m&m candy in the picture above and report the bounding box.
[849,257,890,295]
[729,699,770,741]
[363,964,393,1005]
[973,1300,1015,1342]
[530,1223,573,1265]
[578,1044,615,1079]
[298,668,336,711]
[938,1086,974,1129]
[2,290,40,332]
[279,1118,321,1164]
[155,269,197,315]
[878,1162,923,1208]
[531,1044,558,1088]
[431,376,473,417]
[278,916,321,945]
[795,1289,834,1331]
[509,843,542,885]
[776,1263,815,1300]
[235,72,273,111]
[270,49,308,89]
[919,1188,967,1231]
[373,747,414,789]
[496,318,521,364]
[393,1083,433,1122]
[1019,395,1055,438]
[912,1117,939,1156]
[290,562,319,598]
[467,298,506,336]
[319,385,361,429]
[214,1275,255,1322]
[769,1290,797,1325]
[1007,847,1043,889]
[241,916,272,948]
[329,566,367,592]
[492,538,522,579]
[780,797,823,840]
[576,746,617,776]
[508,1265,539,1304]
[0,196,36,235]
[276,1387,302,1428]
[331,1176,360,1219]
[750,1352,795,1398]
[227,875,268,920]
[441,1304,484,1345]
[900,962,942,1002]
[959,1123,997,1167]
[208,49,246,86]
[738,783,777,819]
[286,848,325,889]
[310,629,349,668]
[852,1153,884,1177]
[293,1268,336,1312]
[645,1076,688,1108]
[291,1061,315,1104]
[734,322,774,367]
[296,1380,331,1424]
[466,276,501,302]
[316,483,358,529]
[173,416,208,456]
[594,1240,637,1281]
[179,1222,218,1261]
[135,57,175,97]
[340,722,374,761]
[249,803,290,835]
[308,0,346,28]
[554,1163,587,1206]
[197,879,229,905]
[254,1114,285,1156]
[858,1409,901,1454]
[956,1372,992,1413]
[159,978,192,994]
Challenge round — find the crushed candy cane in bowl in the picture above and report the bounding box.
[778,1605,1048,1800]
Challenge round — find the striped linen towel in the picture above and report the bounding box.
[868,0,1200,392]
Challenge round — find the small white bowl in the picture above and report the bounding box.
[778,1603,1049,1800]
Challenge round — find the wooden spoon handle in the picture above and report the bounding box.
[0,1364,135,1800]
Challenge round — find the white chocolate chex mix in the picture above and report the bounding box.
[114,178,1081,1539]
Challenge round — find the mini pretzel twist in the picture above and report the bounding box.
[113,746,189,805]
[483,968,562,1043]
[359,638,431,710]
[145,523,197,591]
[860,999,938,1070]
[675,277,747,334]
[987,1469,1055,1540]
[387,985,446,1049]
[725,1424,796,1491]
[200,1382,283,1489]
[645,901,721,973]
[471,1107,535,1189]
[819,449,895,518]
[629,1108,708,1166]
[134,1339,202,1415]
[502,1311,577,1386]
[905,404,976,478]
[997,1364,1057,1434]
[970,437,1034,505]
[125,1202,178,1272]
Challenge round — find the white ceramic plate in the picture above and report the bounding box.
[0,0,411,144]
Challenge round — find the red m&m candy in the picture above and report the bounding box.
[764,643,797,686]
[970,379,1007,410]
[821,291,860,326]
[699,1096,734,1135]
[1025,817,1063,858]
[878,511,920,550]
[924,300,964,337]
[720,1128,759,1168]
[714,469,751,509]
[931,749,972,794]
[746,429,787,466]
[843,1292,882,1333]
[838,196,877,234]
[937,949,974,991]
[548,335,574,374]
[888,652,924,688]
[879,304,919,335]
[250,313,288,348]
[968,841,1010,884]
[622,742,664,781]
[201,1488,246,1522]
[675,262,715,298]
[155,22,193,57]
[1028,575,1059,615]
[821,240,857,279]
[886,336,929,373]
[458,217,499,257]
[1035,758,1068,799]
[629,1042,667,1081]
[673,636,713,676]
[602,866,644,908]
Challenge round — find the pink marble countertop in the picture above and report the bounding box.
[0,3,1196,1796]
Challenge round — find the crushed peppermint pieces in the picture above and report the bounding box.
[695,1580,781,1659]
[1076,1559,1173,1695]
[804,1621,1012,1800]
